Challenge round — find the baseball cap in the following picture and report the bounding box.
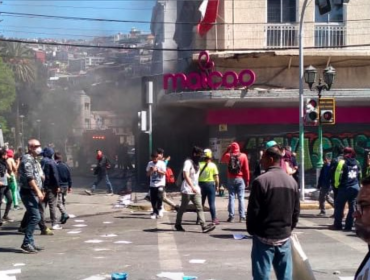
[265,140,278,149]
[204,149,212,159]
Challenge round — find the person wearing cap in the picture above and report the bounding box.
[6,149,21,210]
[199,149,220,225]
[220,142,250,223]
[330,147,362,231]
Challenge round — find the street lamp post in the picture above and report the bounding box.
[36,119,41,141]
[304,65,336,180]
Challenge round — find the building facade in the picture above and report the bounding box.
[149,0,370,186]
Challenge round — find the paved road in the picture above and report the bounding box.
[0,176,365,280]
[0,203,366,280]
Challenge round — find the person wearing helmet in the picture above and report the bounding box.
[198,149,220,225]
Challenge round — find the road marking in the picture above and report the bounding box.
[157,215,183,271]
[114,241,132,244]
[0,268,21,280]
[299,218,367,253]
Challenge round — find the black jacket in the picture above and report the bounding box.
[247,166,300,240]
[56,160,72,188]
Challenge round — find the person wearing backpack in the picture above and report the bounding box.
[85,150,114,196]
[221,142,250,223]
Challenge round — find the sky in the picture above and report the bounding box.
[0,0,156,39]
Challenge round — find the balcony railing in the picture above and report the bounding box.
[265,23,298,48]
[314,23,346,48]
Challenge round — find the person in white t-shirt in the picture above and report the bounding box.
[175,146,216,233]
[355,176,370,279]
[146,151,166,219]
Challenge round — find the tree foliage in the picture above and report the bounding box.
[0,58,16,132]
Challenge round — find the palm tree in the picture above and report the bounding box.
[0,42,37,148]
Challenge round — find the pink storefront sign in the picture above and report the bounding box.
[163,51,256,91]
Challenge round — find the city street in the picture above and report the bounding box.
[0,176,367,280]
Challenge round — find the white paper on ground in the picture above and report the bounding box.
[114,241,132,244]
[0,275,16,280]
[94,248,110,252]
[69,214,76,218]
[156,272,184,280]
[67,230,82,234]
[233,234,252,240]
[103,221,113,224]
[94,257,106,259]
[73,224,88,227]
[189,259,206,264]
[12,264,25,267]
[339,277,354,280]
[0,269,21,275]
[100,234,117,238]
[75,220,85,223]
[84,240,104,244]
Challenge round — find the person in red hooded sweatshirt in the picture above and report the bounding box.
[220,142,250,222]
[85,150,114,196]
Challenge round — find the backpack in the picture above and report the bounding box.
[228,153,241,175]
[165,167,175,184]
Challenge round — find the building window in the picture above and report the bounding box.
[84,102,90,111]
[85,118,90,129]
[266,0,297,48]
[315,2,345,47]
[267,0,296,23]
[315,2,343,23]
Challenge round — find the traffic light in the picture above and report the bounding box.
[305,98,319,125]
[138,110,147,132]
[319,97,336,125]
[316,0,331,15]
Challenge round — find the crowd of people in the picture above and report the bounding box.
[2,137,370,280]
[143,141,370,280]
[0,139,72,253]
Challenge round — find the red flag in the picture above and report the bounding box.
[197,0,219,37]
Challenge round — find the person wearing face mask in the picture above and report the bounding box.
[354,176,370,279]
[175,146,216,233]
[18,139,46,253]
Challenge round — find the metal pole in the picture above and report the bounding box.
[147,81,153,155]
[299,0,309,201]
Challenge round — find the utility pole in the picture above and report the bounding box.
[146,81,153,155]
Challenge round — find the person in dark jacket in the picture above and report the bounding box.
[85,150,114,195]
[247,146,300,280]
[41,147,62,230]
[317,155,334,216]
[54,152,71,224]
[330,147,362,231]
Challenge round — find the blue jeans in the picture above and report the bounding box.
[21,194,41,246]
[334,185,359,230]
[252,236,292,280]
[227,177,245,218]
[200,182,217,221]
[91,173,113,193]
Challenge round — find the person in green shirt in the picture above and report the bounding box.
[199,149,220,225]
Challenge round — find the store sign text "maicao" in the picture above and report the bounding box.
[163,51,256,90]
